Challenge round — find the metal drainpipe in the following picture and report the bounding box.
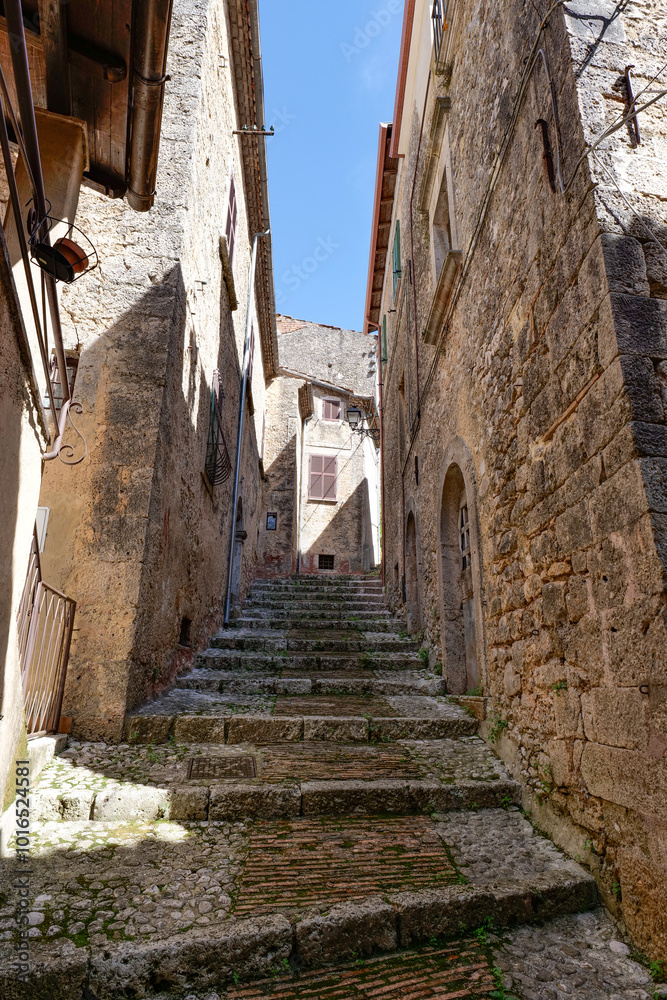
[224,229,269,626]
[4,0,69,412]
[296,409,307,575]
[368,321,385,588]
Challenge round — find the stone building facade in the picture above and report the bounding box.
[368,0,667,961]
[258,315,381,577]
[34,0,278,742]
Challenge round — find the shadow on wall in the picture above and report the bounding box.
[301,477,375,575]
[256,431,298,579]
[39,262,256,739]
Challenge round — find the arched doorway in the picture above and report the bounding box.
[405,511,421,632]
[440,463,479,694]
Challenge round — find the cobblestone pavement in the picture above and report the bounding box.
[1,577,663,999]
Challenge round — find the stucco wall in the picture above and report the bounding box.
[37,0,266,739]
[0,233,47,811]
[379,0,667,960]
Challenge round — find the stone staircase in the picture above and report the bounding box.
[0,574,616,1000]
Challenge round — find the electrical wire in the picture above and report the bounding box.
[591,149,667,261]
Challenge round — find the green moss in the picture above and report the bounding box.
[3,720,28,814]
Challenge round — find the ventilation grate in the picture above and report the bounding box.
[319,554,335,570]
[187,755,256,780]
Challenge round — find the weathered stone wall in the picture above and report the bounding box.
[257,376,299,577]
[38,0,267,740]
[378,0,667,960]
[0,231,46,813]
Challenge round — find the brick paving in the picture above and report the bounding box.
[259,743,421,782]
[273,695,397,717]
[226,942,496,999]
[234,815,458,915]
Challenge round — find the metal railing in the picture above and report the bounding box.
[18,532,76,736]
[432,0,446,63]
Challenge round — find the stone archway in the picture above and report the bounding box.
[439,453,484,695]
[405,511,421,632]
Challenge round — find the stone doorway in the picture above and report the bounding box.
[405,511,421,632]
[440,463,479,694]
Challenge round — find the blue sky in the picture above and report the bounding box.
[259,1,403,332]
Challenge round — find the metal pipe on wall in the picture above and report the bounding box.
[224,228,269,626]
[127,0,173,211]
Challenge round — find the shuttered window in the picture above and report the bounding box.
[322,398,341,421]
[226,176,238,267]
[309,455,337,500]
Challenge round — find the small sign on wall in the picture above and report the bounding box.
[266,512,277,531]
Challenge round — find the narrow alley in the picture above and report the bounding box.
[1,0,666,998]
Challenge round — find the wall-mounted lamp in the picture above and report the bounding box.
[347,406,380,444]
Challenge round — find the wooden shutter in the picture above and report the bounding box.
[309,455,337,500]
[322,399,340,421]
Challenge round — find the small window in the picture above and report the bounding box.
[319,554,335,571]
[44,351,78,411]
[204,370,232,487]
[226,176,238,267]
[266,512,277,531]
[392,220,402,298]
[415,455,419,485]
[459,504,471,571]
[178,617,192,648]
[309,454,337,500]
[322,398,341,421]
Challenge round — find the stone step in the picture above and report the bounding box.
[122,709,478,745]
[248,585,385,597]
[181,668,445,697]
[0,809,598,998]
[245,598,387,611]
[239,609,394,623]
[235,617,402,633]
[199,649,425,671]
[30,736,521,822]
[210,631,418,653]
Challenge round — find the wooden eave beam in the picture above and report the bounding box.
[0,16,127,84]
[38,0,70,114]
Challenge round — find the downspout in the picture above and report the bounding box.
[249,0,279,376]
[368,321,386,588]
[224,229,269,626]
[126,0,173,212]
[409,69,432,414]
[297,411,307,575]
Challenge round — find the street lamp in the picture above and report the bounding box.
[347,406,380,444]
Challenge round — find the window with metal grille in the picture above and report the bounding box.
[322,398,341,421]
[392,220,402,298]
[309,455,337,500]
[204,370,232,487]
[44,352,78,411]
[226,176,238,268]
[319,554,335,570]
[460,503,471,570]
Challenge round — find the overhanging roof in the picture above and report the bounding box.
[363,122,399,334]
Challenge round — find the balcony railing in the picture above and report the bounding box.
[18,532,76,736]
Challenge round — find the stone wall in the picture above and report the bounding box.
[256,376,299,577]
[37,0,268,740]
[377,0,667,960]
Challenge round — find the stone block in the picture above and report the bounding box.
[169,785,209,820]
[581,743,667,820]
[588,459,650,541]
[601,234,650,297]
[610,293,667,359]
[92,785,172,822]
[122,715,174,743]
[227,715,304,743]
[369,717,477,740]
[581,686,649,751]
[173,716,227,743]
[303,716,369,742]
[301,780,411,815]
[209,783,301,820]
[295,897,397,967]
[555,501,592,553]
[566,575,589,622]
[553,690,584,740]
